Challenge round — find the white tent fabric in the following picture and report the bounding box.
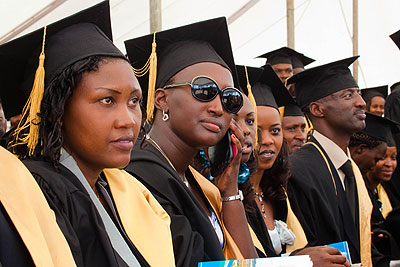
[1,0,400,88]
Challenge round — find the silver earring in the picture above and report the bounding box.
[162,110,169,121]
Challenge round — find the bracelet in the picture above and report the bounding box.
[221,190,243,202]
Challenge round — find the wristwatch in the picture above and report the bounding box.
[221,190,243,202]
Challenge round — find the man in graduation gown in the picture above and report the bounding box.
[286,56,379,266]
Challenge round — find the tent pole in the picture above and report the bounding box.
[150,0,162,33]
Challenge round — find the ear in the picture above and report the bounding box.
[154,88,169,112]
[309,102,324,118]
[356,144,368,155]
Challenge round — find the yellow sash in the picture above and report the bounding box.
[0,147,76,267]
[285,194,308,253]
[189,166,244,260]
[351,159,372,267]
[377,184,392,219]
[105,168,175,267]
[247,196,308,255]
[304,143,372,266]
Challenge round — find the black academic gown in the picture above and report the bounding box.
[0,203,35,267]
[287,136,362,263]
[364,179,400,260]
[246,198,288,258]
[23,159,149,267]
[125,142,225,267]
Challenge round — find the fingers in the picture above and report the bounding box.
[229,120,244,148]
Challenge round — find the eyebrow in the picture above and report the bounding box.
[270,123,281,127]
[94,87,141,95]
[95,87,121,94]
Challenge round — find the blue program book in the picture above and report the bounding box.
[325,241,352,264]
[198,255,313,267]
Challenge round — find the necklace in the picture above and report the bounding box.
[255,191,266,218]
[146,134,189,187]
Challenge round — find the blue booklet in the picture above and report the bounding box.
[325,241,352,264]
[198,255,312,267]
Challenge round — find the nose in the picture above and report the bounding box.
[261,130,274,146]
[207,94,224,116]
[294,128,306,141]
[115,106,137,129]
[355,93,366,110]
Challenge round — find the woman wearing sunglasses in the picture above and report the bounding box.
[125,18,258,266]
[5,2,174,267]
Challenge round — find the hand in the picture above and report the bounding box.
[213,120,244,196]
[296,246,350,267]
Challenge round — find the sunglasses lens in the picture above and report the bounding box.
[221,88,243,113]
[191,77,219,101]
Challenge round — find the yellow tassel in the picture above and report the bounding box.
[304,113,314,138]
[244,66,258,148]
[132,32,157,123]
[278,106,285,123]
[12,26,47,156]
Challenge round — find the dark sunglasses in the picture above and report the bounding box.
[163,76,243,113]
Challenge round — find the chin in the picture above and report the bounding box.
[107,156,131,169]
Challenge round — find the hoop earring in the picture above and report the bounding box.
[162,110,169,121]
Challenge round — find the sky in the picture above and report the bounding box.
[1,0,400,89]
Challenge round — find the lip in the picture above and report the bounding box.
[242,140,253,154]
[258,149,275,161]
[381,170,393,177]
[200,118,223,133]
[354,110,366,120]
[110,135,134,151]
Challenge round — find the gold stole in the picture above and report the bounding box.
[351,159,372,267]
[376,184,392,219]
[104,168,175,267]
[285,194,308,253]
[189,166,244,260]
[305,142,372,267]
[248,196,308,256]
[0,147,76,267]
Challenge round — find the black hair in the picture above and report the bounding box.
[349,132,383,149]
[10,55,125,167]
[258,139,291,203]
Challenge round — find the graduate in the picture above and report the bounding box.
[125,18,257,266]
[256,47,314,88]
[349,113,389,176]
[361,86,388,117]
[0,146,76,267]
[356,115,400,260]
[384,87,400,209]
[4,2,174,266]
[279,104,307,154]
[286,56,381,266]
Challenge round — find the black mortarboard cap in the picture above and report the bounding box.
[0,1,124,119]
[291,53,315,69]
[390,81,400,93]
[282,104,304,117]
[257,47,314,68]
[361,85,388,104]
[390,29,400,50]
[252,64,295,109]
[236,65,263,95]
[124,17,238,122]
[287,56,359,108]
[361,112,400,145]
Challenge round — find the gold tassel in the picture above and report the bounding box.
[132,32,157,123]
[304,113,314,138]
[12,26,47,156]
[244,66,258,148]
[278,106,285,123]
